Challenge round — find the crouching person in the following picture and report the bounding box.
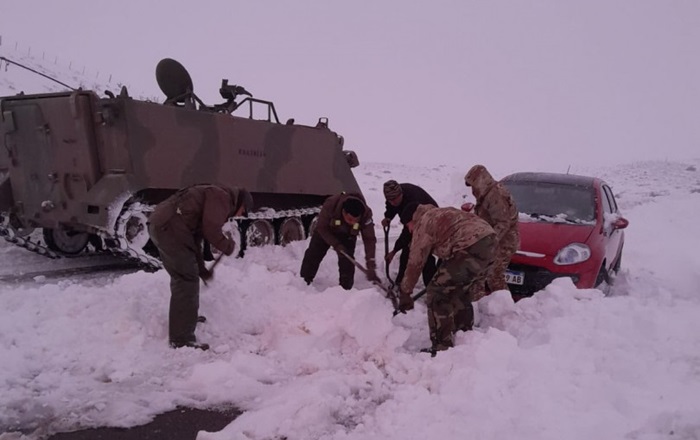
[300,192,379,289]
[398,203,497,355]
[148,184,253,350]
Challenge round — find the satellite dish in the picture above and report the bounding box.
[155,58,194,101]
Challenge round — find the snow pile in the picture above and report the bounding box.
[1,158,700,439]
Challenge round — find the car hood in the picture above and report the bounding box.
[517,221,596,256]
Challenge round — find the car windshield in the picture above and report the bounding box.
[503,181,596,224]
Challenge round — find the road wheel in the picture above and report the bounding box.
[209,219,243,258]
[246,219,275,248]
[122,211,151,250]
[305,215,318,238]
[278,217,305,246]
[594,264,612,295]
[43,227,89,255]
[612,250,623,274]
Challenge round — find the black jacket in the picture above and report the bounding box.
[383,183,438,253]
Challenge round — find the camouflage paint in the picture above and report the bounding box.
[0,86,361,235]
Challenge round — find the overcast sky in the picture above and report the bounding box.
[1,1,698,170]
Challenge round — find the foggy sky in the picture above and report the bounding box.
[1,0,698,172]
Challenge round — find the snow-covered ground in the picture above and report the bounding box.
[1,158,700,440]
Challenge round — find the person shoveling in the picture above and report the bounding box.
[148,184,253,350]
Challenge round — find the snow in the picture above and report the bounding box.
[2,44,700,440]
[2,158,700,440]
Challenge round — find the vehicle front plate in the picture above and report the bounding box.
[505,269,525,285]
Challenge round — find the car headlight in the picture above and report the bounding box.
[554,243,591,265]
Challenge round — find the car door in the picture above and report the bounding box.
[601,184,624,268]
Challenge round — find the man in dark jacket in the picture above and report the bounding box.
[381,180,438,286]
[300,192,379,290]
[148,184,253,350]
[463,165,519,301]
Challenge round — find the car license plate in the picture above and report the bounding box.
[505,269,525,285]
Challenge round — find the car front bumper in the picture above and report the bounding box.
[506,256,600,296]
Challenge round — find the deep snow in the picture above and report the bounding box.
[1,158,700,440]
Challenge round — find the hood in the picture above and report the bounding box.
[226,187,254,217]
[517,221,595,257]
[465,164,496,200]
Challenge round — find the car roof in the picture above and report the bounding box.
[501,172,599,188]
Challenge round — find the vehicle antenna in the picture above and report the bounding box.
[566,164,571,174]
[0,55,77,91]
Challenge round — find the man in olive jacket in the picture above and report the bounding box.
[399,203,497,354]
[464,165,519,301]
[300,192,379,290]
[148,184,253,350]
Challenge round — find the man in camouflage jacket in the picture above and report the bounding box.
[381,180,439,286]
[300,192,379,290]
[399,203,497,354]
[148,184,253,350]
[464,165,519,301]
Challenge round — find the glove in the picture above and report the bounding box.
[384,250,396,264]
[398,290,414,312]
[381,218,391,228]
[461,202,474,212]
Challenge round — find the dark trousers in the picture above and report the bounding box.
[148,220,200,344]
[395,241,438,287]
[300,232,358,290]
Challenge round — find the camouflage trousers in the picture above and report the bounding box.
[469,229,518,302]
[426,234,496,351]
[148,219,201,345]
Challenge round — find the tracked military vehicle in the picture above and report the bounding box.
[0,58,362,269]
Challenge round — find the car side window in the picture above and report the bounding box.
[602,185,618,213]
[600,186,613,215]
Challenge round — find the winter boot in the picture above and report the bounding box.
[420,347,437,358]
[170,340,210,351]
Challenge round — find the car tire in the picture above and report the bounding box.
[595,264,612,295]
[612,250,623,274]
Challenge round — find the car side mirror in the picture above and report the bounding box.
[612,217,629,230]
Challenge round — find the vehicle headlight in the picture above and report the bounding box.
[554,243,591,265]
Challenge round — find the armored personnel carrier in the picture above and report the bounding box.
[0,58,362,269]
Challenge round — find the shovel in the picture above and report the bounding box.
[383,224,397,290]
[338,250,427,316]
[338,250,401,309]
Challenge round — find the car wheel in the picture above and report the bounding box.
[595,264,612,295]
[612,250,623,274]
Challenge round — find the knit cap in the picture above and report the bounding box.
[383,180,402,200]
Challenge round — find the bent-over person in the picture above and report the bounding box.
[399,203,497,355]
[300,192,379,290]
[382,180,439,286]
[148,184,253,350]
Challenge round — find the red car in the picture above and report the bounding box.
[500,172,629,296]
